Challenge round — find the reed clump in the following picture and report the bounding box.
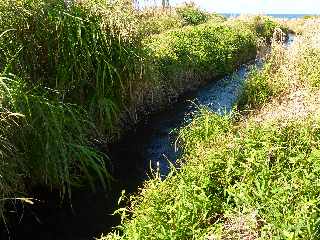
[0,0,139,219]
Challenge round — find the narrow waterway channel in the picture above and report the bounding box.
[2,34,295,240]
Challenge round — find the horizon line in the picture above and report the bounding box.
[217,12,319,15]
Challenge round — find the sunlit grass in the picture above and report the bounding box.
[103,109,320,239]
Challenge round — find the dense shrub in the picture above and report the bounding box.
[207,13,227,23]
[137,9,183,35]
[143,20,258,93]
[253,16,289,41]
[104,110,320,239]
[176,3,208,26]
[137,6,226,36]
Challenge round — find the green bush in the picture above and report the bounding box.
[176,3,208,26]
[253,16,288,41]
[138,11,183,35]
[237,67,274,108]
[207,13,227,24]
[104,110,320,239]
[144,20,258,91]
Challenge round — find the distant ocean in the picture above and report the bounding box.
[221,13,318,19]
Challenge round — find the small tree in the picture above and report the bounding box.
[162,0,169,8]
[176,2,208,26]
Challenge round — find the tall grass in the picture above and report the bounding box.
[0,0,126,215]
[0,107,25,224]
[0,0,142,136]
[0,72,111,220]
[0,31,27,222]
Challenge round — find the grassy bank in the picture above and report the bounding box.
[238,18,320,111]
[105,113,320,239]
[0,0,284,222]
[103,20,320,239]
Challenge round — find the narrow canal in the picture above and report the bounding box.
[2,34,295,240]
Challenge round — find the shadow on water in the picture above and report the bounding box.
[1,34,295,240]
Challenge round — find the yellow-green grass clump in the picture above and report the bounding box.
[104,109,320,239]
[238,19,320,113]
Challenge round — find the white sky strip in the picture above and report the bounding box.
[139,0,320,14]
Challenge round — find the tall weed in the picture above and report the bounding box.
[0,0,142,136]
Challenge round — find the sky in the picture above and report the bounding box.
[141,0,320,14]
